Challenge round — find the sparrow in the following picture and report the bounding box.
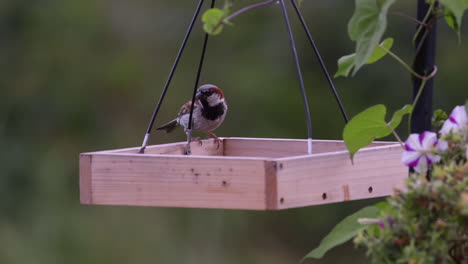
[156,84,228,143]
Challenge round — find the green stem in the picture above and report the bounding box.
[389,11,425,26]
[407,66,438,133]
[407,78,428,134]
[380,46,427,79]
[210,0,277,34]
[412,0,435,45]
[387,124,405,149]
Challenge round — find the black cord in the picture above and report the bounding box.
[290,0,349,124]
[139,0,206,154]
[279,0,313,153]
[188,0,216,131]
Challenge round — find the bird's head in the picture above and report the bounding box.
[196,84,225,106]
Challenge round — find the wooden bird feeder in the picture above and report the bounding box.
[80,138,406,210]
[80,0,408,210]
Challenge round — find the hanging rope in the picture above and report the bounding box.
[185,0,217,155]
[279,0,313,155]
[290,0,349,124]
[139,0,206,154]
[139,0,349,155]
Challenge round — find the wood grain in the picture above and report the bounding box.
[223,137,395,158]
[102,139,224,156]
[87,153,269,210]
[274,144,406,209]
[80,138,406,210]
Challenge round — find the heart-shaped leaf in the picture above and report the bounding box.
[335,38,394,78]
[348,0,396,76]
[343,104,412,160]
[202,8,226,35]
[445,8,460,37]
[335,54,356,78]
[388,104,412,129]
[303,206,379,260]
[343,105,390,160]
[440,0,468,37]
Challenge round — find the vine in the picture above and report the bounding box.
[201,0,468,262]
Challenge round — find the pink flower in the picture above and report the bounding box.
[440,105,468,135]
[402,132,441,174]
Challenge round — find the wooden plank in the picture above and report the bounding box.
[85,153,270,210]
[274,144,406,209]
[80,139,406,210]
[101,139,224,156]
[80,154,93,204]
[87,138,394,157]
[223,137,395,158]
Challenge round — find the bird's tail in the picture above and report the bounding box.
[156,119,179,133]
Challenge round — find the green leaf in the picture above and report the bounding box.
[444,8,460,37]
[303,206,379,260]
[348,0,396,75]
[440,0,468,36]
[374,201,390,213]
[388,104,412,129]
[335,54,356,78]
[343,105,391,160]
[367,37,393,64]
[343,104,411,160]
[432,109,448,128]
[335,38,394,78]
[202,8,225,35]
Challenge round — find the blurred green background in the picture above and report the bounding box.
[1,0,467,263]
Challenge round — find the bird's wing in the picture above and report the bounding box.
[178,99,200,116]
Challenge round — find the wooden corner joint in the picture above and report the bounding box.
[342,184,350,201]
[79,154,93,204]
[264,160,279,210]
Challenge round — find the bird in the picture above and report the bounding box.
[156,84,228,145]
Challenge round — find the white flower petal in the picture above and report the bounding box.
[402,150,420,167]
[441,120,460,135]
[405,134,422,151]
[452,105,468,125]
[441,105,468,135]
[414,155,428,174]
[437,139,449,152]
[420,131,438,149]
[426,153,441,163]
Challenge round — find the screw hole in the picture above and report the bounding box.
[279,163,283,169]
[222,180,228,187]
[322,193,327,200]
[368,186,373,193]
[280,198,284,204]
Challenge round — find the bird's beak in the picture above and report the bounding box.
[195,91,203,99]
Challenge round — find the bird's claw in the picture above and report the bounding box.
[205,133,221,150]
[213,137,222,149]
[185,137,203,155]
[192,137,203,146]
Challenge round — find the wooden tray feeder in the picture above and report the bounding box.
[79,0,407,210]
[80,138,406,210]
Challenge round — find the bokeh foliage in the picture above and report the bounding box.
[0,0,467,263]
